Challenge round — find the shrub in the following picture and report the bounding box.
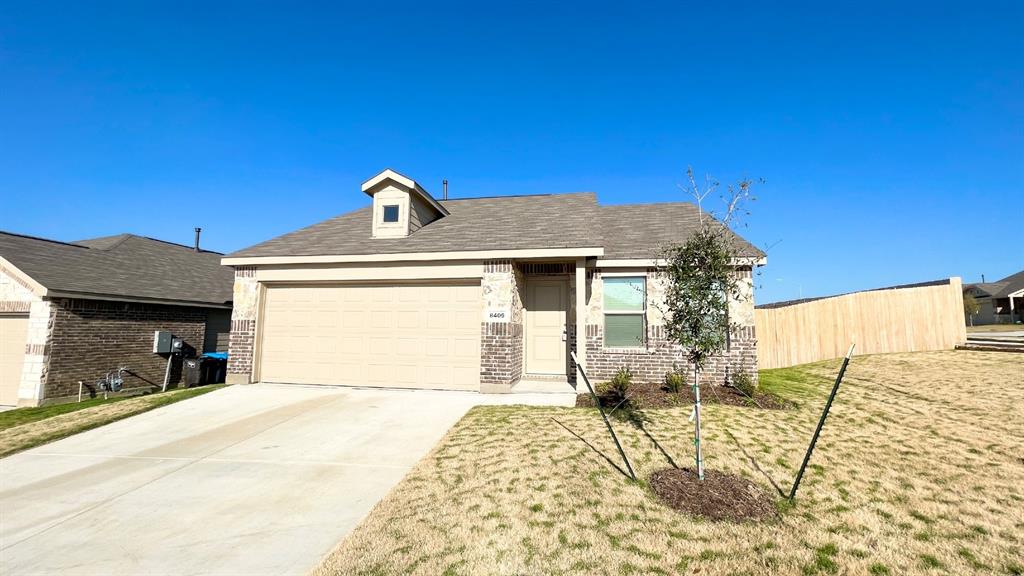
[606,366,634,400]
[732,370,757,397]
[664,363,686,393]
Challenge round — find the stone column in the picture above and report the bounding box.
[479,260,524,392]
[226,267,259,384]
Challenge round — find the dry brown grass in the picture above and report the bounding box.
[314,351,1024,576]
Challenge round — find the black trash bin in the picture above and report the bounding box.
[182,357,206,387]
[200,353,228,384]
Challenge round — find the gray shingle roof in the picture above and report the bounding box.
[228,193,764,260]
[968,269,1024,298]
[229,192,603,258]
[598,202,763,259]
[0,232,234,307]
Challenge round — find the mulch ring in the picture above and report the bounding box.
[649,467,779,522]
[575,381,792,410]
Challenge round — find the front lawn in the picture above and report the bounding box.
[0,384,226,458]
[314,351,1023,575]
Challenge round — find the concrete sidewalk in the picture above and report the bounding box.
[0,384,573,576]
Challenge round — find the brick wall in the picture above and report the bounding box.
[480,322,523,390]
[585,324,758,386]
[583,267,758,387]
[227,318,256,378]
[43,298,207,401]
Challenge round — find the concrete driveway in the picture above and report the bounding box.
[0,384,573,575]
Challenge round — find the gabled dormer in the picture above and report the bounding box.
[361,169,449,239]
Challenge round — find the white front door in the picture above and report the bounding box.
[525,279,567,375]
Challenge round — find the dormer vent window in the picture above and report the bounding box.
[361,169,450,239]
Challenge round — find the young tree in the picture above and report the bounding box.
[963,292,981,326]
[660,167,757,480]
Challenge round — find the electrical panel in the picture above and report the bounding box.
[153,331,172,354]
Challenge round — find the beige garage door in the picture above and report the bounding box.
[259,283,482,390]
[0,315,29,406]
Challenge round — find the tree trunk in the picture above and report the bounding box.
[693,363,705,480]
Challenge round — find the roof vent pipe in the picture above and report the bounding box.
[194,227,201,252]
[443,179,448,200]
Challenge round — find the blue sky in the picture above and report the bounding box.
[1,1,1021,303]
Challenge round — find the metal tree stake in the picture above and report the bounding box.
[692,363,705,480]
[789,343,855,500]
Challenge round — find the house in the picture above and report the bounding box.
[0,231,234,407]
[964,269,1024,325]
[221,169,765,393]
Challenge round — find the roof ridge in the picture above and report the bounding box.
[80,233,224,255]
[441,191,597,202]
[0,230,89,249]
[601,200,699,209]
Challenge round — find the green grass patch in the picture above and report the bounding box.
[758,362,832,404]
[919,554,943,570]
[0,384,226,458]
[0,395,127,430]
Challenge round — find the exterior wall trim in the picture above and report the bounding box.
[0,256,48,297]
[222,247,605,266]
[595,257,767,267]
[45,290,232,309]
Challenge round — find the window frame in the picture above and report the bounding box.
[602,275,647,349]
[381,204,400,223]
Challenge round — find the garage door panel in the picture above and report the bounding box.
[453,337,479,358]
[426,311,448,329]
[424,338,448,357]
[368,336,392,356]
[259,283,481,390]
[369,310,391,329]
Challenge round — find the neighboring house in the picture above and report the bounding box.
[0,232,234,407]
[222,169,764,394]
[964,269,1024,325]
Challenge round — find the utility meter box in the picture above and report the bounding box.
[153,331,173,354]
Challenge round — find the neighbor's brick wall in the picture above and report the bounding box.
[43,298,207,401]
[227,267,258,382]
[583,268,758,386]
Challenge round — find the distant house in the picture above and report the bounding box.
[0,231,234,407]
[964,269,1024,325]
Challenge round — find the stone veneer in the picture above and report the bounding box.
[226,266,258,384]
[479,260,524,392]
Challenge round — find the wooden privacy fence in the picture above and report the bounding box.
[755,278,967,370]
